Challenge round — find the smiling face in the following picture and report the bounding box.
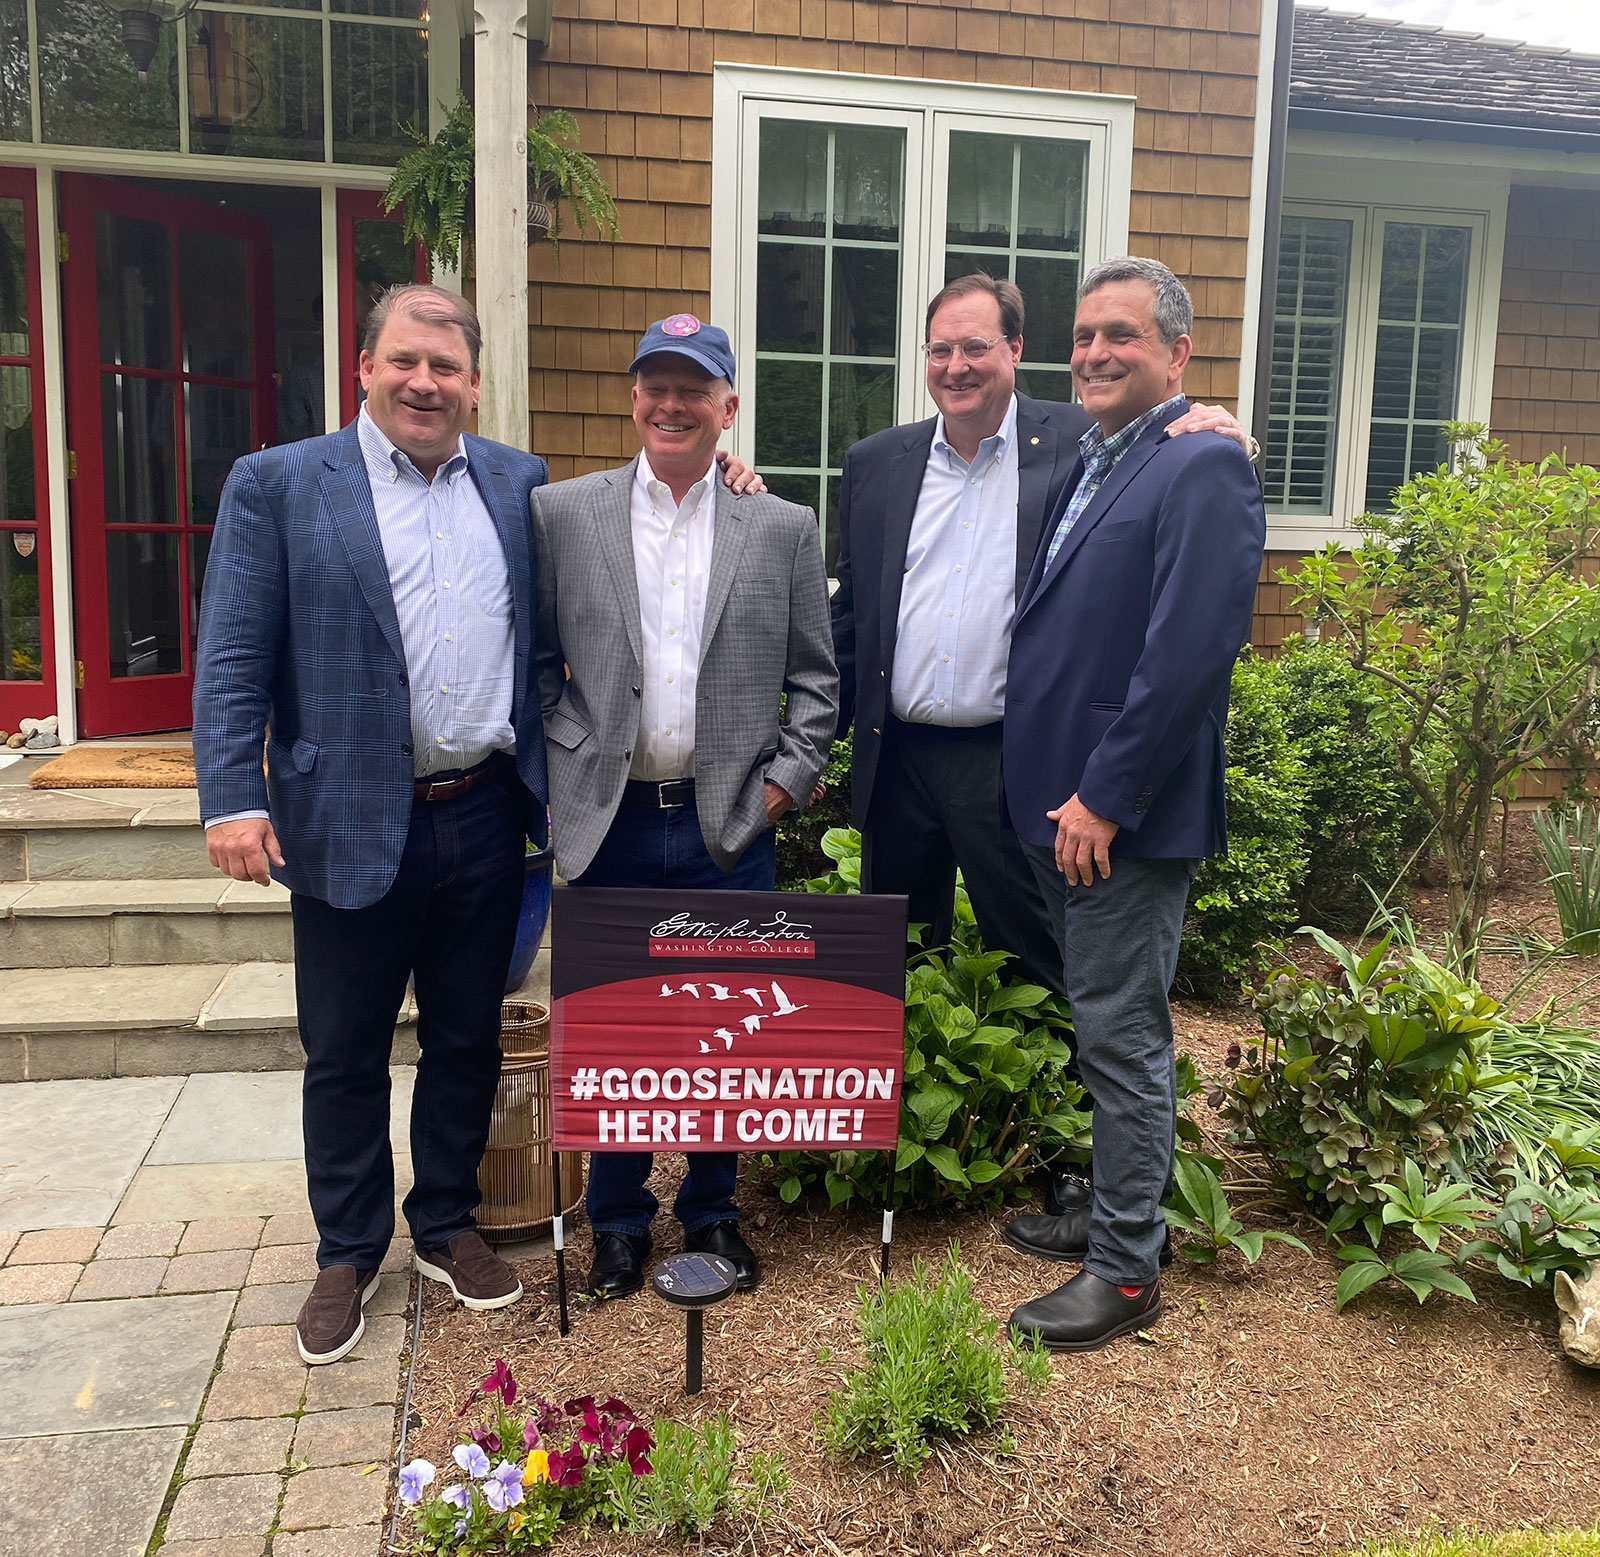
[631,357,737,480]
[925,293,1023,446]
[1071,279,1191,436]
[359,308,480,478]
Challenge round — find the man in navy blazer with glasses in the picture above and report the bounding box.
[1002,257,1265,1353]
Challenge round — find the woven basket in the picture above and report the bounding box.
[477,1055,583,1242]
[499,999,550,1061]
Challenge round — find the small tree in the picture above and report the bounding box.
[1291,425,1600,964]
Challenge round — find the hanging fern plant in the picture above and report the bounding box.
[382,92,619,273]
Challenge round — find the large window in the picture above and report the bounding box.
[717,67,1134,571]
[1266,197,1488,530]
[14,0,428,164]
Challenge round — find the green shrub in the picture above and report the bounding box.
[1178,650,1311,991]
[1532,804,1600,956]
[822,1244,1050,1474]
[1277,638,1435,927]
[775,737,853,889]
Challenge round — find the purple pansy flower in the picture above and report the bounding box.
[440,1484,471,1510]
[397,1459,435,1506]
[522,1419,541,1452]
[467,1423,502,1454]
[546,1445,586,1488]
[481,1459,525,1514]
[453,1441,490,1479]
[481,1358,518,1409]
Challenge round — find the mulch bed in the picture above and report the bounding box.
[401,818,1600,1556]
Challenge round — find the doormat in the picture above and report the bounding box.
[29,745,197,789]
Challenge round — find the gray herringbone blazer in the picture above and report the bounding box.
[532,459,838,879]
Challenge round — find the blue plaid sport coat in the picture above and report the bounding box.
[193,421,550,909]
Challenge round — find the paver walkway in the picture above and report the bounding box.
[0,1070,420,1557]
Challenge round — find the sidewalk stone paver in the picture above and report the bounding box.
[185,1415,296,1478]
[380,1239,412,1273]
[0,1262,80,1303]
[249,1240,318,1284]
[234,1279,311,1328]
[178,1217,266,1254]
[222,1323,302,1370]
[0,1229,15,1263]
[162,1248,254,1293]
[366,1272,410,1314]
[114,1159,314,1224]
[97,1220,183,1259]
[274,1529,382,1557]
[260,1211,318,1247]
[204,1363,308,1420]
[352,1314,408,1361]
[164,1473,283,1541]
[303,1355,400,1412]
[71,1255,167,1300]
[278,1464,388,1531]
[293,1405,395,1468]
[10,1226,101,1263]
[160,1540,271,1556]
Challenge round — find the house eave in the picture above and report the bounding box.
[1289,105,1600,156]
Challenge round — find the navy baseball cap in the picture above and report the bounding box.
[629,314,736,386]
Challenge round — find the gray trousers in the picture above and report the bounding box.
[1024,843,1197,1285]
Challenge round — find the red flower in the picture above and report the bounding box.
[623,1423,654,1476]
[562,1394,595,1418]
[546,1445,586,1488]
[481,1358,518,1408]
[600,1397,638,1423]
[533,1398,564,1436]
[522,1419,541,1453]
[467,1423,501,1454]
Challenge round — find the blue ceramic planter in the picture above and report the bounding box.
[505,843,555,995]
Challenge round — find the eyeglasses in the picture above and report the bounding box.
[921,335,1008,365]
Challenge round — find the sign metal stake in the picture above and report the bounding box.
[881,1151,895,1284]
[551,1154,570,1337]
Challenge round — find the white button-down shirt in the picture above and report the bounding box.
[890,395,1020,726]
[629,452,714,781]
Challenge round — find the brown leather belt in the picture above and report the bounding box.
[414,754,505,802]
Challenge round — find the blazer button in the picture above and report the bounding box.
[872,727,880,735]
[401,742,413,757]
[632,686,641,697]
[399,673,409,687]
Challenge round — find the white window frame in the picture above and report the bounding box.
[711,64,1134,473]
[1271,159,1507,551]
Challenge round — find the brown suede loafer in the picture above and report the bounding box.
[414,1229,523,1310]
[296,1265,380,1365]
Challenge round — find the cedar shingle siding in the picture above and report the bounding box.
[526,0,1264,480]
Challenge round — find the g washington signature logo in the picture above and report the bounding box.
[646,909,816,958]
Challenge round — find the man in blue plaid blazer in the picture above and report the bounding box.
[194,284,549,1366]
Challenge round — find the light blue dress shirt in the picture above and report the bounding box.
[890,395,1020,726]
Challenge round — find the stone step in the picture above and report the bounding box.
[0,787,207,881]
[0,878,292,968]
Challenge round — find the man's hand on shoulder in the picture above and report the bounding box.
[206,817,285,887]
[1047,793,1119,886]
[1166,402,1257,461]
[715,450,767,495]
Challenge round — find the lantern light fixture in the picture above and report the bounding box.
[98,0,202,86]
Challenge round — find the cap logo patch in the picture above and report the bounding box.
[662,313,702,337]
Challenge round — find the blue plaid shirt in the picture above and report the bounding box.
[1043,394,1187,568]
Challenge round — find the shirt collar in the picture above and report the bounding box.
[1078,394,1187,475]
[357,404,469,485]
[635,451,717,509]
[932,394,1018,469]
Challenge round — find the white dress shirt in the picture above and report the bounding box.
[204,409,515,828]
[629,452,715,781]
[890,395,1020,726]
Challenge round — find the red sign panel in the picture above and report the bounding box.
[550,888,907,1153]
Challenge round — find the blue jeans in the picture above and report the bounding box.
[1024,844,1197,1285]
[574,801,776,1238]
[292,759,527,1268]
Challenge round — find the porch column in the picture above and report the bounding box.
[473,0,530,450]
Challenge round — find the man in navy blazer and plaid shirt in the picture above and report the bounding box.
[194,284,549,1366]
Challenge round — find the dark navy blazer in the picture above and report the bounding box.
[1003,399,1266,861]
[192,422,549,910]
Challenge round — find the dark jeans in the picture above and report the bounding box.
[574,799,776,1238]
[1024,842,1197,1285]
[863,717,1066,996]
[291,760,526,1269]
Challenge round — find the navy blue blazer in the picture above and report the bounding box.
[192,422,549,910]
[830,394,1091,828]
[1003,399,1265,861]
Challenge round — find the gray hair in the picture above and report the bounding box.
[362,283,482,370]
[1079,257,1193,343]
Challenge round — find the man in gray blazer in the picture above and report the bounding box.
[533,315,837,1301]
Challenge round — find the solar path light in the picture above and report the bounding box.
[651,1252,737,1395]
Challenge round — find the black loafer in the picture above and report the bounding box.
[1043,1169,1092,1217]
[1009,1269,1162,1353]
[587,1232,651,1300]
[683,1220,760,1290]
[1004,1209,1173,1267]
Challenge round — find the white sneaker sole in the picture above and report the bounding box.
[296,1270,382,1365]
[414,1253,523,1310]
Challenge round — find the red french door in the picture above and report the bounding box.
[0,168,58,727]
[336,189,427,426]
[60,175,274,736]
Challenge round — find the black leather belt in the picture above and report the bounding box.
[622,777,695,809]
[414,753,505,802]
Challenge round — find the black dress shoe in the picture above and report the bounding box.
[1004,1209,1173,1267]
[683,1220,760,1290]
[1042,1168,1092,1217]
[587,1232,651,1300]
[1008,1269,1162,1352]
